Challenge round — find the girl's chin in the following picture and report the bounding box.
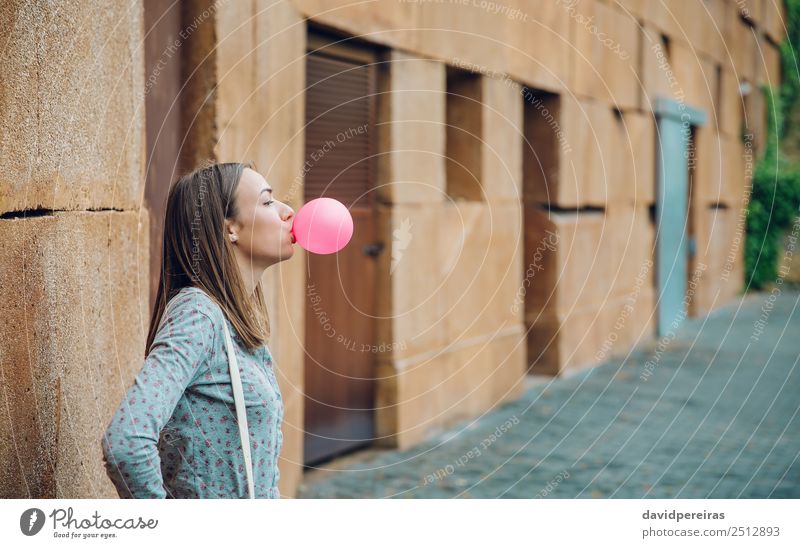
[277,245,295,260]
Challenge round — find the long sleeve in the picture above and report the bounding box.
[101,294,217,498]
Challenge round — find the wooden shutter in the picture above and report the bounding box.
[304,52,375,208]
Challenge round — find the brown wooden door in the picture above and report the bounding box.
[303,37,381,465]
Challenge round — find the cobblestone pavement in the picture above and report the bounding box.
[297,290,800,498]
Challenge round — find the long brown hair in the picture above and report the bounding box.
[145,160,270,355]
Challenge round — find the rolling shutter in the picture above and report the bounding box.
[304,52,374,207]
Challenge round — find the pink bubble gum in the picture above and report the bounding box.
[290,197,353,255]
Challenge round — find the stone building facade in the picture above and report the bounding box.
[0,0,783,498]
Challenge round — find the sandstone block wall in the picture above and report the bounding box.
[0,0,148,498]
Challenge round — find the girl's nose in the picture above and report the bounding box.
[283,204,295,222]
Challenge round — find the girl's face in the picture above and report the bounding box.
[226,167,296,268]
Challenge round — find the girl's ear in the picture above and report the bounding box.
[224,218,239,243]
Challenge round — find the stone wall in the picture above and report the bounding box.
[0,0,784,499]
[0,0,148,497]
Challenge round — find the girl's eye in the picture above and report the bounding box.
[264,200,274,206]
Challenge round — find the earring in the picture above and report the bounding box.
[229,234,238,242]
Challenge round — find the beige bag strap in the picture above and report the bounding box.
[222,321,256,499]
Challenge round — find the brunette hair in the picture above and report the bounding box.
[145,160,269,354]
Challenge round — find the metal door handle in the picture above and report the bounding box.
[362,242,384,257]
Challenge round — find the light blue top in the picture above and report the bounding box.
[101,286,284,498]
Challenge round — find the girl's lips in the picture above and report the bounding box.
[290,232,296,244]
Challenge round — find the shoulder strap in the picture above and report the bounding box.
[221,321,256,499]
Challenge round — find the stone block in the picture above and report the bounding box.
[0,210,149,497]
[0,0,144,214]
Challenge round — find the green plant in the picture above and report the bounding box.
[745,0,800,289]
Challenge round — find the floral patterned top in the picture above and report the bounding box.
[101,286,284,498]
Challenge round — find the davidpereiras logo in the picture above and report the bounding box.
[20,508,45,536]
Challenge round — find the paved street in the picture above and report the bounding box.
[298,290,800,498]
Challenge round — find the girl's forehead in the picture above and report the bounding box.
[239,168,266,192]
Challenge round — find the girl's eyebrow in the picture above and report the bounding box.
[259,187,273,196]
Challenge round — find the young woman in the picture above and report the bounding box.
[101,161,296,498]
